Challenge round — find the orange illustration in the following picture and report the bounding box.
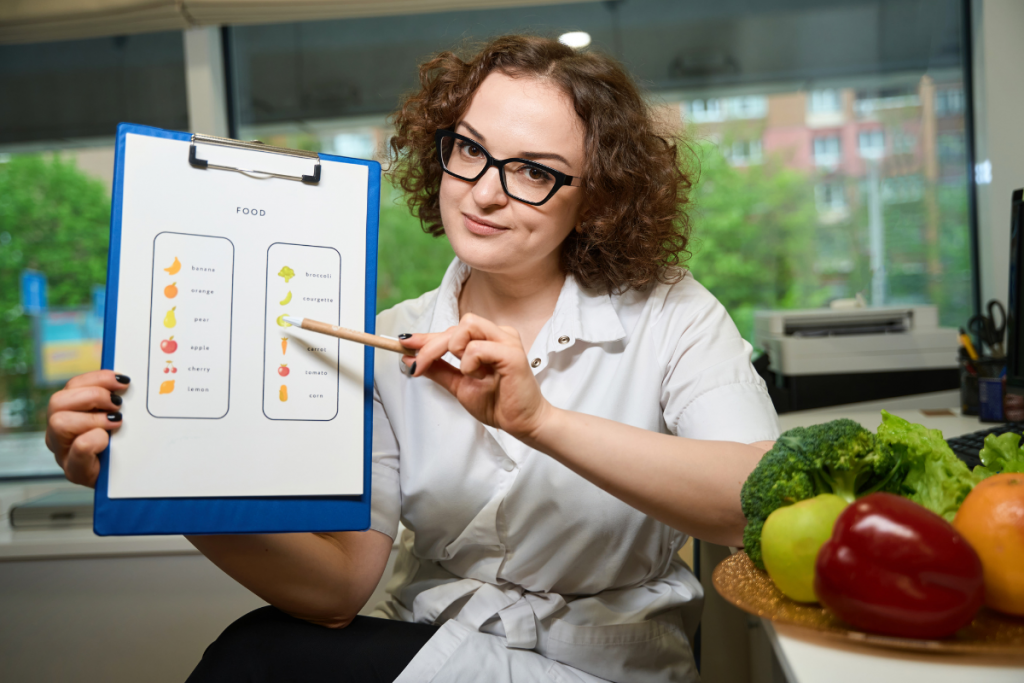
[164,282,178,298]
[159,380,175,394]
[281,337,288,355]
[279,385,288,402]
[954,473,1024,616]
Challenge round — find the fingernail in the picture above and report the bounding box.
[107,412,123,422]
[398,333,412,340]
[110,393,122,406]
[410,361,417,376]
[115,374,131,384]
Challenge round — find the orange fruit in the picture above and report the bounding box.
[953,473,1024,616]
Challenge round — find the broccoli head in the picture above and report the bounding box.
[741,419,901,570]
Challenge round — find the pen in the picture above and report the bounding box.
[282,316,417,356]
[958,327,979,361]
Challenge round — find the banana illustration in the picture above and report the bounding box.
[164,256,181,275]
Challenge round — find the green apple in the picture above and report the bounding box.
[761,493,849,603]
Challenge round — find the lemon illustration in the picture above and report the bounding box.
[159,380,175,394]
[276,314,291,327]
[163,307,177,328]
[164,256,181,275]
[279,291,292,305]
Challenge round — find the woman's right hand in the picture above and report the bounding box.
[45,370,130,487]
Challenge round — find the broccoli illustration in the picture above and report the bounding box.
[278,265,295,283]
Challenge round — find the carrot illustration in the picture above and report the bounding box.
[281,337,288,355]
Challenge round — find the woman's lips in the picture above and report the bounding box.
[463,213,508,236]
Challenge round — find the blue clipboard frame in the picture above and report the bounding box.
[94,123,380,535]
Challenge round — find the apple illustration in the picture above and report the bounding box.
[760,493,849,603]
[278,364,290,377]
[160,336,177,354]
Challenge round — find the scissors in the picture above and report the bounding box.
[968,299,1006,358]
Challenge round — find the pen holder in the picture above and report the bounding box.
[960,356,1004,418]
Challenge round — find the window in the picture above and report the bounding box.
[809,90,842,114]
[935,87,965,117]
[816,182,848,213]
[0,0,979,476]
[725,139,763,166]
[813,136,842,168]
[858,130,885,159]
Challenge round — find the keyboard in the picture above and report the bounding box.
[945,422,1024,470]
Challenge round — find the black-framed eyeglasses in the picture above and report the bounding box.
[435,129,582,206]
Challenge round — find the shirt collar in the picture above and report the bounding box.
[427,257,626,345]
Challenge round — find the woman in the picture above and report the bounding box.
[46,35,778,682]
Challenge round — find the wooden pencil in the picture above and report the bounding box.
[282,316,416,356]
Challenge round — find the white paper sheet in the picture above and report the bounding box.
[108,133,370,498]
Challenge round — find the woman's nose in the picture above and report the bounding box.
[471,167,508,208]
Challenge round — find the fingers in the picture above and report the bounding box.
[63,428,108,487]
[49,385,124,417]
[49,410,123,460]
[64,370,131,392]
[459,340,523,377]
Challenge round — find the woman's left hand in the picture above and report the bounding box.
[399,313,553,440]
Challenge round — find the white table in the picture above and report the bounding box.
[767,391,1024,683]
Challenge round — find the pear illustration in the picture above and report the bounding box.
[163,306,177,328]
[164,256,181,275]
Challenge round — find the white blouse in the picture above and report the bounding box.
[368,258,779,683]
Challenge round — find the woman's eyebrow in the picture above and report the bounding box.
[457,120,572,169]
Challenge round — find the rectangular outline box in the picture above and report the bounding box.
[146,231,234,420]
[262,242,342,421]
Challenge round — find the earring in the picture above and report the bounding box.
[575,221,584,233]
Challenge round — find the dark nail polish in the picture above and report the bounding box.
[410,361,417,376]
[110,393,122,406]
[398,333,412,340]
[115,374,131,384]
[107,412,123,422]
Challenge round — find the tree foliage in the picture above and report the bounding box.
[0,154,111,427]
[684,140,822,341]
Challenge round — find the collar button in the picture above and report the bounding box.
[558,335,570,344]
[531,358,542,368]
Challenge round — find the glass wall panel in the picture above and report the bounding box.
[0,33,185,470]
[0,32,188,146]
[227,1,971,341]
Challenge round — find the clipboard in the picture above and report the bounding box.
[94,123,380,535]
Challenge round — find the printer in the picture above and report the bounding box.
[753,304,960,413]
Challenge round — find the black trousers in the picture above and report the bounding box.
[187,606,439,683]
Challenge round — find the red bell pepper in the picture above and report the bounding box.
[814,492,984,639]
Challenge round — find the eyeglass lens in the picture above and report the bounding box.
[439,133,557,204]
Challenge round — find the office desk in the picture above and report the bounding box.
[764,391,1024,683]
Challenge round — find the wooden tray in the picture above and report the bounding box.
[712,551,1024,655]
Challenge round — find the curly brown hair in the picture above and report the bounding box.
[388,34,692,293]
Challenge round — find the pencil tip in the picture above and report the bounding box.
[282,316,303,327]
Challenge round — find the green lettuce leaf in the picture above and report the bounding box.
[974,432,1024,479]
[876,411,976,521]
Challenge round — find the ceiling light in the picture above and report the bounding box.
[558,31,591,49]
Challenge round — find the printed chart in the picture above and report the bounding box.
[263,243,341,421]
[146,232,234,418]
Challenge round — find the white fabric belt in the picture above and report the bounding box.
[411,578,567,649]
